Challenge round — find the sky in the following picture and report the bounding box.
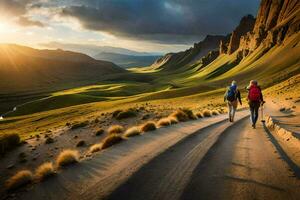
[0,0,260,54]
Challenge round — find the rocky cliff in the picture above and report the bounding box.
[237,0,299,55]
[151,35,226,70]
[151,0,299,72]
[227,15,256,54]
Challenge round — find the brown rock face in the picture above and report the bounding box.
[201,51,219,67]
[219,34,231,54]
[227,15,256,54]
[221,0,299,60]
[245,0,300,51]
[152,35,226,70]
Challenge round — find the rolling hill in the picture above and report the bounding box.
[0,44,127,113]
[0,0,299,119]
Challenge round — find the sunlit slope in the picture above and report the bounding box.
[5,81,172,117]
[181,32,300,87]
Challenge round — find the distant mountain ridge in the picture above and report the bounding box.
[0,44,126,94]
[150,0,300,81]
[94,52,161,68]
[151,35,227,71]
[41,42,160,57]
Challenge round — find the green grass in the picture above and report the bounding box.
[0,32,299,144]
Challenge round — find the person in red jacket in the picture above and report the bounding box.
[247,80,264,129]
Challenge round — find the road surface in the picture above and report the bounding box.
[106,117,300,200]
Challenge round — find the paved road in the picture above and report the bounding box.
[106,117,300,200]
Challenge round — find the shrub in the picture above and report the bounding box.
[108,125,124,134]
[170,110,189,122]
[89,143,102,153]
[71,121,89,130]
[35,162,55,181]
[124,127,141,137]
[212,110,219,115]
[196,112,203,118]
[0,133,20,155]
[202,110,212,117]
[101,134,124,149]
[217,109,223,114]
[95,128,104,136]
[181,108,197,120]
[112,109,122,118]
[169,117,178,124]
[157,118,171,127]
[45,137,54,144]
[56,149,79,167]
[76,140,86,147]
[6,170,33,190]
[140,121,157,132]
[115,110,137,120]
[279,107,286,112]
[18,152,27,163]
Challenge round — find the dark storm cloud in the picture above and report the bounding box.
[0,0,260,43]
[0,0,45,27]
[59,0,260,44]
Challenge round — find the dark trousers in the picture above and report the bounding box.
[249,101,260,125]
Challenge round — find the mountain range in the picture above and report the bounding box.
[150,0,300,86]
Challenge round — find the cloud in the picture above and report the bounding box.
[17,16,44,27]
[0,0,44,27]
[58,0,260,44]
[0,0,260,44]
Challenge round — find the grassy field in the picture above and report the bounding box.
[0,32,299,141]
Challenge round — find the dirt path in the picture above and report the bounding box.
[11,111,247,200]
[107,118,300,200]
[6,109,300,200]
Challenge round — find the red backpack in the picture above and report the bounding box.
[248,85,261,101]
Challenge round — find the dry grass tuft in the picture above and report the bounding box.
[169,116,179,124]
[170,110,189,122]
[157,118,171,127]
[95,128,104,136]
[101,134,124,149]
[124,127,141,137]
[196,112,203,118]
[181,108,197,120]
[56,149,79,167]
[140,121,157,132]
[202,110,212,117]
[0,133,20,155]
[212,110,220,115]
[108,125,124,134]
[71,121,89,130]
[35,162,55,181]
[6,170,33,190]
[115,109,137,120]
[89,143,102,153]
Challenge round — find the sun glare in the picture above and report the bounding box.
[0,21,16,34]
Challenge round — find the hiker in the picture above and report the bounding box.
[247,80,264,129]
[224,80,242,122]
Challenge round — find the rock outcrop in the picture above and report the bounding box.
[200,51,219,67]
[219,0,299,60]
[152,35,227,71]
[227,15,256,54]
[240,0,299,53]
[151,0,300,72]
